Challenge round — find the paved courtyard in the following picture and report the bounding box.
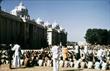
[0,64,110,71]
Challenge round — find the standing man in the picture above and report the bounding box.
[97,48,103,63]
[62,45,68,60]
[51,44,60,71]
[11,44,22,68]
[84,45,88,61]
[84,45,88,54]
[74,45,80,60]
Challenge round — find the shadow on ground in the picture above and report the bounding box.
[62,69,83,71]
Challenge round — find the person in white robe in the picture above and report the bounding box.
[74,59,80,69]
[95,59,101,70]
[51,45,60,71]
[69,58,73,67]
[64,58,69,67]
[38,59,43,66]
[11,44,22,68]
[101,60,107,70]
[97,48,103,63]
[47,59,52,67]
[84,46,88,54]
[80,59,86,69]
[59,57,64,67]
[87,61,93,69]
[84,46,89,61]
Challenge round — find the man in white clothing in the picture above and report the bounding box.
[97,48,103,63]
[95,59,101,70]
[101,60,107,70]
[87,61,93,69]
[11,44,22,68]
[84,46,88,54]
[51,44,61,71]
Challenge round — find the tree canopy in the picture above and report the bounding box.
[85,28,109,45]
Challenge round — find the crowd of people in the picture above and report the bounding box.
[0,44,110,70]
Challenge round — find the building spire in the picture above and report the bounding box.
[19,0,24,6]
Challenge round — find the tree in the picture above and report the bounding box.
[85,28,109,45]
[97,29,108,45]
[85,29,98,44]
[107,30,110,44]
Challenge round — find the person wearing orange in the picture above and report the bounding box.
[62,45,68,60]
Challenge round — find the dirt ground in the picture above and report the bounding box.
[0,64,110,71]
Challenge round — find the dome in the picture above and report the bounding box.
[11,7,17,15]
[36,18,44,24]
[11,2,28,15]
[55,24,60,29]
[11,2,30,22]
[60,27,63,30]
[52,22,57,28]
[17,2,27,11]
[44,21,49,26]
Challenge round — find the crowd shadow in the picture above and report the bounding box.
[62,69,83,71]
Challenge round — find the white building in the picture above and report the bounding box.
[11,2,30,22]
[46,22,67,46]
[9,2,67,48]
[9,2,47,49]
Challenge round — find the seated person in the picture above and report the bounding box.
[95,58,101,70]
[47,57,52,67]
[80,59,86,69]
[38,55,43,66]
[23,53,31,67]
[87,56,93,69]
[74,59,80,69]
[64,58,70,67]
[87,61,93,69]
[101,60,107,70]
[59,56,64,67]
[69,58,74,67]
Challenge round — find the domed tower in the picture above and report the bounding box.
[36,18,44,25]
[11,2,30,22]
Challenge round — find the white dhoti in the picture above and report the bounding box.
[101,62,107,70]
[38,59,43,66]
[87,61,93,69]
[12,44,21,68]
[51,45,61,71]
[12,56,20,68]
[53,58,59,71]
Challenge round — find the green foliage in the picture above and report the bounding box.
[85,28,109,45]
[107,30,110,44]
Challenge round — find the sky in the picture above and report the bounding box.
[1,0,110,42]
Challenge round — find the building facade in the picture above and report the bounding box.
[0,2,67,49]
[47,24,67,46]
[0,2,47,49]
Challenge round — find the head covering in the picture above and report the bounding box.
[75,45,79,50]
[14,44,20,48]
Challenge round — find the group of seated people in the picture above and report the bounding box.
[59,55,109,70]
[20,46,110,70]
[0,45,110,70]
[21,50,52,67]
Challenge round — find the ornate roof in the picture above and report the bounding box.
[10,2,30,22]
[17,2,27,11]
[36,17,44,24]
